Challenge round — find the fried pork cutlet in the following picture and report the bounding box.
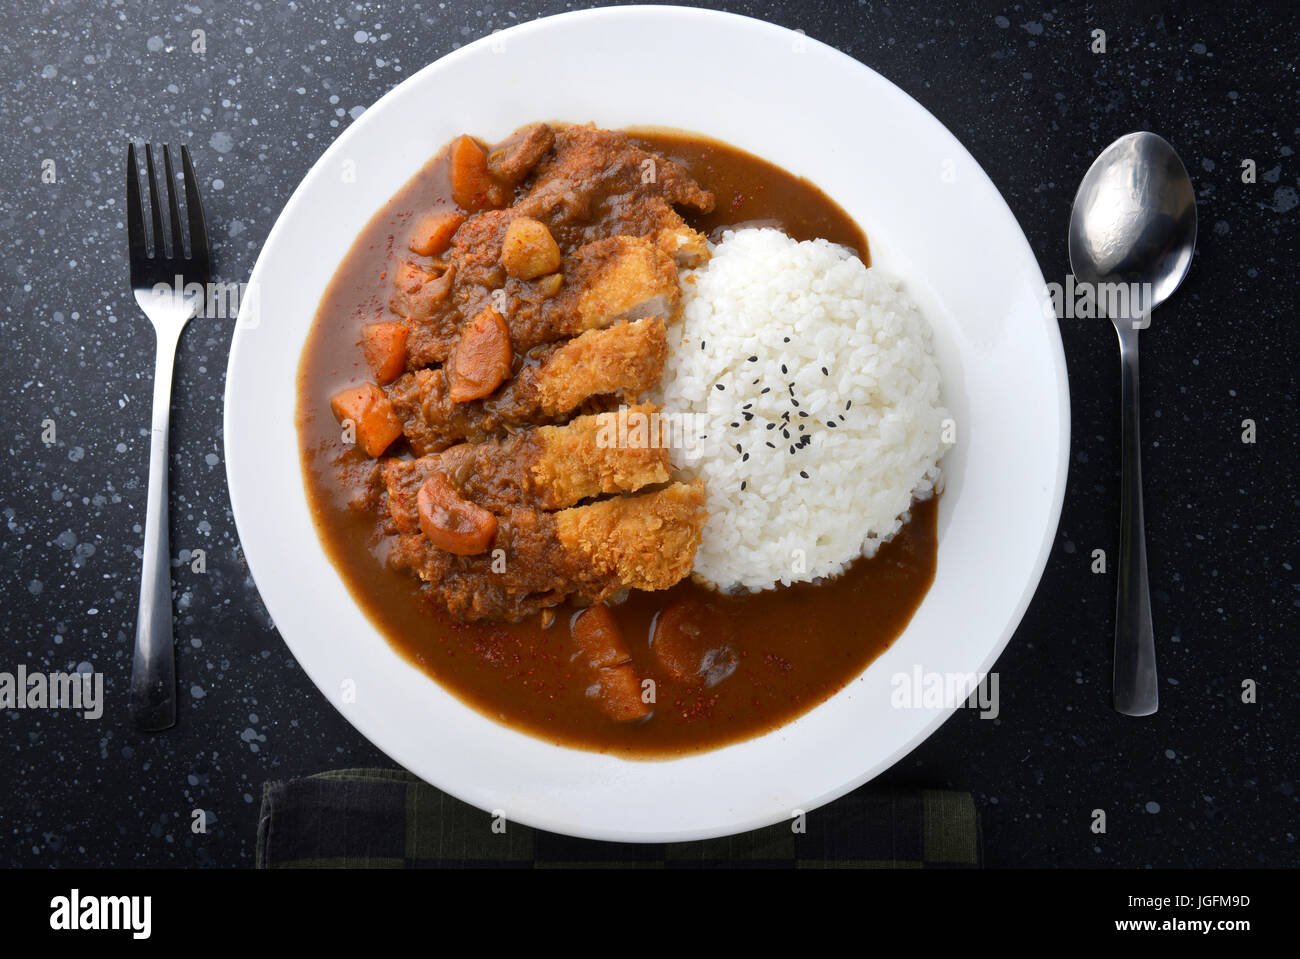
[387,317,667,454]
[382,404,670,523]
[387,481,707,623]
[401,232,681,367]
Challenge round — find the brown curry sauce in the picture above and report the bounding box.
[296,129,938,757]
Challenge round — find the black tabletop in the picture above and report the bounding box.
[2,0,1295,868]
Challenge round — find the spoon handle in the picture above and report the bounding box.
[1114,333,1158,716]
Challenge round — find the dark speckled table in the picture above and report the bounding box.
[2,0,1295,868]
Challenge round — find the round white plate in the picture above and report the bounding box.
[225,5,1069,842]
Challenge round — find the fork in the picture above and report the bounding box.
[126,143,210,731]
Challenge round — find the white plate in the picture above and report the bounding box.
[225,5,1069,841]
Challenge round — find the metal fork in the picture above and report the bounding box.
[126,143,210,731]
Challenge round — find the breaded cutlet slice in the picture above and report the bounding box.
[382,403,670,523]
[554,480,707,592]
[387,317,668,454]
[387,481,708,623]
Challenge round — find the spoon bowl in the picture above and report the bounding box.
[1070,132,1197,323]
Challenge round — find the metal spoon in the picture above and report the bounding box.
[1068,132,1197,717]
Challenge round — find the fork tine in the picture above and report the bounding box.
[126,143,148,267]
[162,145,185,259]
[181,146,209,273]
[144,144,167,258]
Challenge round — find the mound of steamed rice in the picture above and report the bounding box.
[652,228,951,593]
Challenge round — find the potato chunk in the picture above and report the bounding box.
[501,217,561,280]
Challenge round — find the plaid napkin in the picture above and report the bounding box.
[257,768,981,868]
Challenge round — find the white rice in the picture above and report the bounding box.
[652,228,951,593]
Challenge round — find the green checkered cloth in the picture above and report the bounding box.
[257,769,981,868]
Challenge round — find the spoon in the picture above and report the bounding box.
[1068,132,1197,717]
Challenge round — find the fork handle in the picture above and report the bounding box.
[1113,332,1158,716]
[131,327,181,731]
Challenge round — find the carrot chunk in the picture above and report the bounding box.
[416,472,498,555]
[651,600,739,687]
[329,383,404,457]
[571,604,631,670]
[408,210,465,257]
[571,605,652,722]
[448,306,512,402]
[589,664,652,723]
[360,322,409,385]
[448,135,508,211]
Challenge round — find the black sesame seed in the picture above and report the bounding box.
[715,383,725,391]
[748,355,758,362]
[742,452,749,462]
[789,445,796,455]
[782,429,789,438]
[760,387,771,394]
[792,399,800,408]
[821,366,829,375]
[741,481,747,491]
[799,410,808,418]
[742,412,754,421]
[827,421,837,428]
[799,470,809,479]
[780,364,787,374]
[838,414,846,421]
[742,403,752,409]
[735,443,742,454]
[783,336,790,343]
[765,441,776,449]
[766,422,775,430]
[730,421,739,428]
[700,340,705,350]
[845,400,853,410]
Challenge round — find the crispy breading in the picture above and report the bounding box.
[554,481,707,592]
[530,404,670,507]
[536,317,667,415]
[569,236,681,329]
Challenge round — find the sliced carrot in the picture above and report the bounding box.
[651,600,739,687]
[589,663,652,723]
[360,322,409,384]
[417,472,497,555]
[448,306,512,402]
[448,135,509,211]
[408,210,465,257]
[571,605,631,670]
[329,383,404,457]
[571,605,651,722]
